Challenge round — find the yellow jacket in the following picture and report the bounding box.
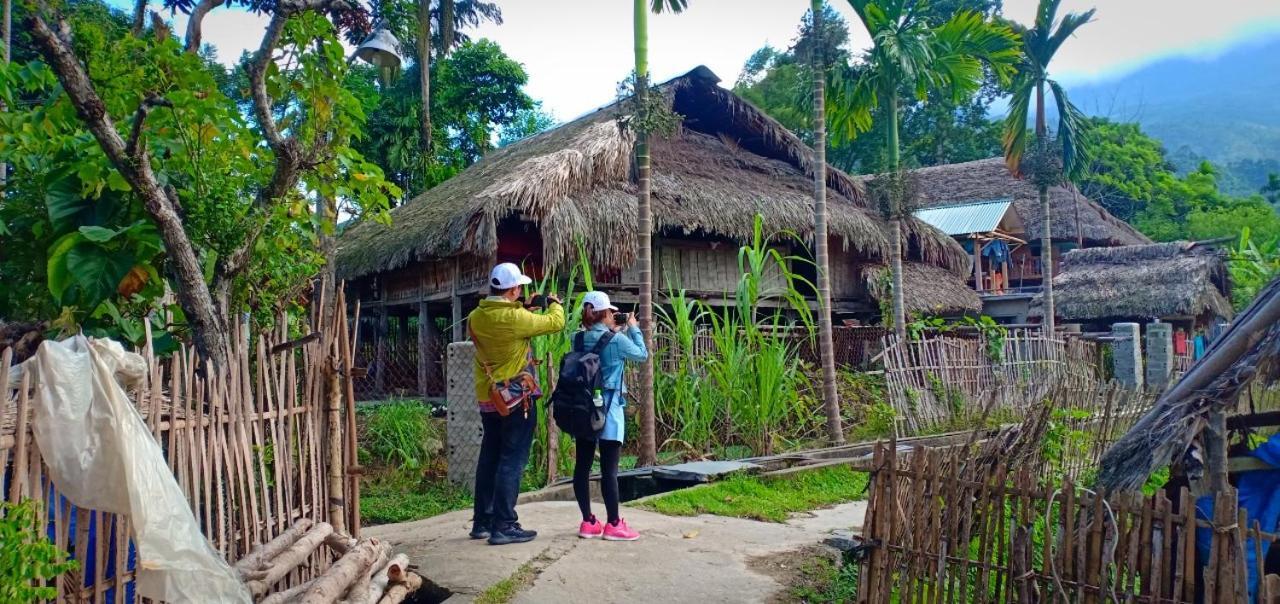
[468,297,565,401]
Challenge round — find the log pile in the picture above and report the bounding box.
[237,520,423,604]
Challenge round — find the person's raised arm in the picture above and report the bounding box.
[512,298,565,338]
[613,314,648,362]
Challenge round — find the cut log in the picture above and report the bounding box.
[324,532,358,555]
[385,555,410,585]
[369,554,409,603]
[342,548,389,604]
[246,522,335,596]
[376,573,423,604]
[298,538,390,604]
[236,518,314,575]
[259,578,317,604]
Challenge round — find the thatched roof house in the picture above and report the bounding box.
[909,158,1150,247]
[336,66,974,314]
[1029,242,1233,327]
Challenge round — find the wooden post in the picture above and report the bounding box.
[1205,409,1229,493]
[545,346,559,484]
[418,302,431,400]
[451,259,464,342]
[972,238,984,292]
[374,305,388,397]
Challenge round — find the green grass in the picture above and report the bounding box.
[636,466,869,522]
[788,555,860,603]
[361,472,473,525]
[474,551,547,604]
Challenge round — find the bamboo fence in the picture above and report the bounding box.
[0,291,363,602]
[857,442,1277,603]
[879,331,1107,435]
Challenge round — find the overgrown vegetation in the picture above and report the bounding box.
[0,500,77,601]
[358,401,470,525]
[637,466,869,522]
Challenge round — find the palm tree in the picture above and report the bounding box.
[634,0,687,468]
[417,0,432,151]
[831,0,1020,338]
[1001,0,1095,337]
[810,1,843,444]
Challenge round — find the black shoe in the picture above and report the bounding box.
[469,524,490,540]
[487,523,537,545]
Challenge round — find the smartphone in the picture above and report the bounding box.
[614,312,630,325]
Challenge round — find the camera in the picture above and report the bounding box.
[527,294,551,310]
[613,312,630,325]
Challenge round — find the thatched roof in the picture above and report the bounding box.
[860,262,982,317]
[908,158,1150,247]
[1097,276,1280,493]
[1029,242,1232,323]
[336,66,969,280]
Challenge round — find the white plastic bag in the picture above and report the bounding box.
[19,336,250,603]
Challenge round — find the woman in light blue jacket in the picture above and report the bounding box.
[573,291,648,541]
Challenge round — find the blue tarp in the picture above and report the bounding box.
[1195,432,1280,600]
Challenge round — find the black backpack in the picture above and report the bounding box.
[551,330,615,439]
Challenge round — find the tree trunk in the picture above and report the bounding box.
[417,0,432,153]
[1,0,9,190]
[298,538,390,604]
[1039,184,1055,334]
[811,0,843,446]
[1034,80,1054,336]
[440,0,455,54]
[886,93,907,339]
[131,0,146,36]
[634,0,657,468]
[28,14,230,370]
[244,522,335,596]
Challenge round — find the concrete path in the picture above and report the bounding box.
[364,500,866,604]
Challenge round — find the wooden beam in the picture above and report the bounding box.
[451,258,463,341]
[1227,411,1280,430]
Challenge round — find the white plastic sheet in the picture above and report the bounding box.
[16,336,250,603]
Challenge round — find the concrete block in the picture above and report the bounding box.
[1145,322,1173,388]
[1112,322,1143,389]
[446,342,482,492]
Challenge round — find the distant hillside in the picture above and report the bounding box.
[1068,34,1280,196]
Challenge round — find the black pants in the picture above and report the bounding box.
[574,438,622,524]
[473,403,537,531]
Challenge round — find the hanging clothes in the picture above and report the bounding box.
[982,240,1011,265]
[1174,330,1189,356]
[1194,335,1207,359]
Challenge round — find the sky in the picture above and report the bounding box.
[127,0,1280,122]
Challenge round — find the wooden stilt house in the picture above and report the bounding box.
[335,66,977,400]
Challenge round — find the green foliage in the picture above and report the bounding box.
[615,72,683,138]
[361,402,440,470]
[1079,119,1280,243]
[0,500,78,601]
[907,315,1007,361]
[498,103,557,147]
[1228,227,1280,310]
[638,466,870,523]
[2,0,398,337]
[787,555,861,603]
[349,38,536,200]
[1041,406,1092,480]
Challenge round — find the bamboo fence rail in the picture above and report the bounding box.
[0,291,363,602]
[879,331,1108,435]
[857,442,1277,603]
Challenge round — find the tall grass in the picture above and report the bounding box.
[361,401,439,470]
[656,215,826,457]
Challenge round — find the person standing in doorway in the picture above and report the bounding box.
[468,263,564,545]
[572,291,648,541]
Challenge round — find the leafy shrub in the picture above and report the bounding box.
[0,500,77,601]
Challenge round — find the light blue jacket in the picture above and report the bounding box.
[578,323,647,442]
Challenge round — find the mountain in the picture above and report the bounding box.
[1067,34,1280,196]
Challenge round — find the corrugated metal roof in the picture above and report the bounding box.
[913,198,1013,236]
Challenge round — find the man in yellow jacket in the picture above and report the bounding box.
[468,262,565,545]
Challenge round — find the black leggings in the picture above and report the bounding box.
[573,438,622,524]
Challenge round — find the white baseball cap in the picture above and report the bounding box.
[489,262,532,289]
[581,291,618,311]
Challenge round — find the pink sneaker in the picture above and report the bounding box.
[603,519,639,541]
[578,516,604,539]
